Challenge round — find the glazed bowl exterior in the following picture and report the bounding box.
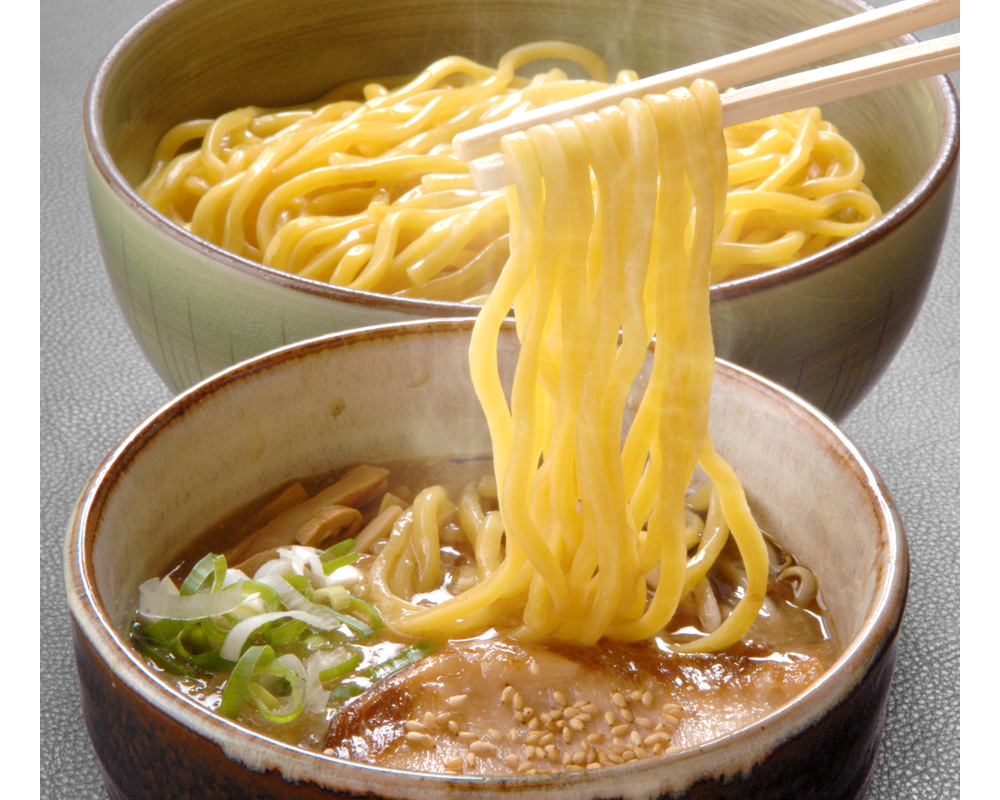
[83,0,958,419]
[66,318,907,800]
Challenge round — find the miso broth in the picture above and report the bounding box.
[130,457,839,773]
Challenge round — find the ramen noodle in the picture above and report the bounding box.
[138,42,881,296]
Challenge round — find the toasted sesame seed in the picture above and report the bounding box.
[512,692,525,711]
[517,761,534,773]
[582,703,601,715]
[618,707,635,723]
[446,756,465,771]
[470,740,496,756]
[634,746,649,760]
[436,712,451,725]
[502,685,514,704]
[604,711,617,725]
[404,720,427,733]
[630,690,643,702]
[635,716,653,729]
[525,731,542,746]
[569,718,585,731]
[322,748,334,755]
[608,752,624,764]
[528,717,541,730]
[608,743,627,755]
[508,729,519,743]
[466,752,477,767]
[553,690,568,707]
[612,722,630,738]
[641,691,654,708]
[578,713,592,724]
[562,752,572,765]
[587,761,603,770]
[458,731,477,742]
[653,743,664,756]
[539,732,555,746]
[630,730,643,746]
[530,660,541,675]
[404,731,434,748]
[662,702,682,715]
[447,694,469,708]
[611,692,627,708]
[562,726,573,743]
[587,732,605,744]
[622,750,636,762]
[572,751,587,766]
[423,711,437,729]
[504,753,520,767]
[448,720,460,734]
[566,764,585,773]
[545,746,559,763]
[487,728,504,742]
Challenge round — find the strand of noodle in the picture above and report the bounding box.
[675,437,768,653]
[612,89,714,641]
[501,128,570,635]
[410,486,452,592]
[399,237,509,301]
[682,488,730,594]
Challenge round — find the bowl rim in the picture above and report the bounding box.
[64,318,909,794]
[82,0,959,310]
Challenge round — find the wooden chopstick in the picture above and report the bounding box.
[453,0,959,191]
[720,31,958,127]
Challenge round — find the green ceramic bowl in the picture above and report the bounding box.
[84,0,958,417]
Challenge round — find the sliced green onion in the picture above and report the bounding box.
[328,682,365,701]
[139,580,245,621]
[179,553,225,595]
[131,633,197,676]
[211,556,228,591]
[348,597,383,633]
[220,610,342,661]
[322,552,359,575]
[256,574,374,638]
[321,608,373,638]
[140,618,187,644]
[361,641,437,682]
[318,646,363,683]
[262,617,308,647]
[218,645,274,718]
[248,658,305,723]
[313,584,350,610]
[320,539,356,562]
[284,573,315,601]
[242,579,282,611]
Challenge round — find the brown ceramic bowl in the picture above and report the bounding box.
[83,0,958,419]
[66,318,907,800]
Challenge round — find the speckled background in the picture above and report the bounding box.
[40,1,959,797]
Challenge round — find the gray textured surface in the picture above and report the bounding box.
[40,1,959,797]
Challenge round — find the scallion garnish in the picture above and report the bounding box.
[131,539,436,728]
